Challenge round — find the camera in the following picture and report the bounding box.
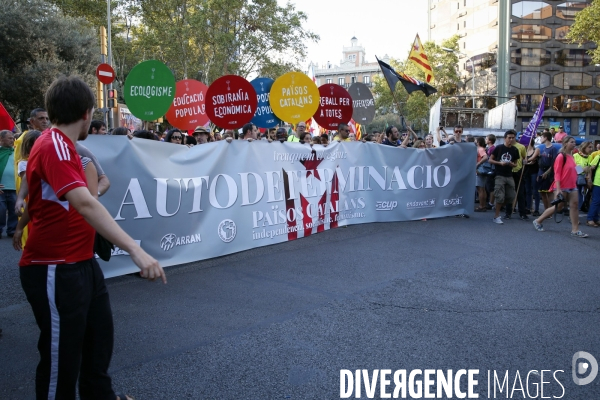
[550,193,564,206]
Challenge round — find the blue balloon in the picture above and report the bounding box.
[250,77,282,128]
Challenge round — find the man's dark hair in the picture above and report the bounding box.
[542,131,552,141]
[241,123,254,138]
[30,108,46,118]
[337,123,348,132]
[112,127,129,136]
[486,134,496,144]
[385,126,396,137]
[133,130,156,140]
[45,76,95,125]
[504,129,517,138]
[455,124,463,130]
[89,120,106,134]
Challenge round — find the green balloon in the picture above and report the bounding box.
[123,60,176,121]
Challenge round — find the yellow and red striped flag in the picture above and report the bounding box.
[408,34,434,83]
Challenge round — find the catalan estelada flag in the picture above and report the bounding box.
[408,34,434,83]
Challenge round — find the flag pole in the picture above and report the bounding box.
[511,92,546,215]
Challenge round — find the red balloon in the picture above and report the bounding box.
[313,84,353,129]
[165,80,210,130]
[206,75,257,129]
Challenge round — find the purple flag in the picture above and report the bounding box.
[519,94,546,146]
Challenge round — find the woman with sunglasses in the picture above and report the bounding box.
[165,129,184,145]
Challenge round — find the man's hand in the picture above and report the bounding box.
[15,198,25,216]
[12,228,23,251]
[129,247,167,283]
[225,137,233,143]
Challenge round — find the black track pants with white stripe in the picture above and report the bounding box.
[20,258,116,400]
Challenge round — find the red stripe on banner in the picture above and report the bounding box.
[419,53,429,60]
[283,169,297,241]
[426,74,432,83]
[317,191,327,233]
[301,194,312,237]
[409,57,433,72]
[330,170,339,229]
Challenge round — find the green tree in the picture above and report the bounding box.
[371,35,460,133]
[126,0,317,84]
[0,0,98,121]
[567,1,600,63]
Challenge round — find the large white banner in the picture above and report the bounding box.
[84,137,476,278]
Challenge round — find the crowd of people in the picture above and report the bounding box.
[1,74,599,399]
[467,124,600,238]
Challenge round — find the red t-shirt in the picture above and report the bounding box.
[20,129,95,266]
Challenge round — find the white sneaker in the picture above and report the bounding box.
[493,217,503,224]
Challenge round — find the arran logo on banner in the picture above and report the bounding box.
[160,233,202,252]
[406,199,436,209]
[218,219,237,243]
[376,201,397,211]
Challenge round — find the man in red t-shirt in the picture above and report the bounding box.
[17,76,166,400]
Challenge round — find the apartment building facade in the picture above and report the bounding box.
[429,0,598,136]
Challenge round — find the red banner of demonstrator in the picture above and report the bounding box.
[313,84,353,129]
[205,75,257,129]
[165,79,210,130]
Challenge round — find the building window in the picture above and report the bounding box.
[555,26,572,42]
[512,24,552,42]
[553,95,592,112]
[338,77,345,85]
[553,73,592,90]
[556,2,590,20]
[363,75,370,84]
[348,54,356,61]
[516,94,549,112]
[512,1,552,19]
[510,72,550,89]
[351,76,356,84]
[555,49,592,67]
[510,48,551,66]
[326,78,333,84]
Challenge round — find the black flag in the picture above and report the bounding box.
[376,56,437,97]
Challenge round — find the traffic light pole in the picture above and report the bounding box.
[106,0,114,130]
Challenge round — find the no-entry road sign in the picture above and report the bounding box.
[96,63,115,85]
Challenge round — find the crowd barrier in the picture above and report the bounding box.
[84,136,476,278]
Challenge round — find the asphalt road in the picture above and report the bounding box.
[1,211,599,399]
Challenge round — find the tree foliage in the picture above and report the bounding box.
[370,35,461,133]
[129,0,318,83]
[0,0,98,119]
[566,1,600,63]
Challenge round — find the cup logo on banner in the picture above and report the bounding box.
[270,72,319,123]
[165,79,209,130]
[250,77,281,128]
[205,75,257,129]
[313,84,353,129]
[348,82,376,124]
[123,60,176,121]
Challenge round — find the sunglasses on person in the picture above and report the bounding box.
[171,136,182,140]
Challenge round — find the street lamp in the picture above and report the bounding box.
[443,48,475,109]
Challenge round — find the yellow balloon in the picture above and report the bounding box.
[270,72,320,123]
